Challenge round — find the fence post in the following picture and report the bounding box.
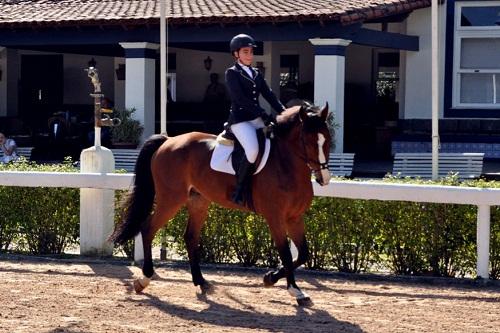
[80,146,115,256]
[477,205,491,279]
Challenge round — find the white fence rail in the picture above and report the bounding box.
[0,171,497,279]
[0,171,133,190]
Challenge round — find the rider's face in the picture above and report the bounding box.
[236,47,254,66]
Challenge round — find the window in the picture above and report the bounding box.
[374,51,400,121]
[460,5,500,27]
[375,52,399,101]
[453,2,500,108]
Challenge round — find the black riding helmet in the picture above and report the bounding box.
[230,34,257,54]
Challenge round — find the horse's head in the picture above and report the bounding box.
[276,101,332,186]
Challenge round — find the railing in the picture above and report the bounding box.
[0,171,133,190]
[0,171,497,279]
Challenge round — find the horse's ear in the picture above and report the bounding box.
[299,104,308,121]
[320,102,329,121]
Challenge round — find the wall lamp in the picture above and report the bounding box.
[204,56,213,71]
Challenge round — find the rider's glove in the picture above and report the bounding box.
[261,112,276,126]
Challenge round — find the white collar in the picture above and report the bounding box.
[238,61,254,78]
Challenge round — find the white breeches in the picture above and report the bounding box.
[230,117,265,163]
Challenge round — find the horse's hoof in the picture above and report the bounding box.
[133,279,145,293]
[200,281,215,295]
[296,296,314,307]
[133,277,150,294]
[263,271,276,287]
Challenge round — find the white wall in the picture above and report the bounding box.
[171,47,233,103]
[404,6,447,119]
[170,41,315,111]
[170,44,296,112]
[262,41,315,110]
[268,41,315,85]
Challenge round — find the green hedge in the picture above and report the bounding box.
[0,158,79,254]
[2,160,500,279]
[157,198,482,277]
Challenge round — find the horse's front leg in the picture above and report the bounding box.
[263,236,309,287]
[185,193,214,294]
[266,218,312,306]
[263,217,309,286]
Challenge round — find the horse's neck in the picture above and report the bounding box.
[273,128,310,179]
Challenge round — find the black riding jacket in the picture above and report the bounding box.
[225,63,285,124]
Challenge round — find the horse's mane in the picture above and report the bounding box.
[275,101,324,137]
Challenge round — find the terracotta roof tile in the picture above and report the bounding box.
[0,0,431,28]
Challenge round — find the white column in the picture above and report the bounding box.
[119,42,159,142]
[80,146,115,256]
[477,205,491,279]
[309,38,351,153]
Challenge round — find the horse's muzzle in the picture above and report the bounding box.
[314,169,331,186]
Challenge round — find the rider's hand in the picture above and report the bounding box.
[261,112,276,126]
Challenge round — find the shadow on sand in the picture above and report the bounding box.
[127,289,364,333]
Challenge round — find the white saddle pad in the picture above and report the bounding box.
[210,139,271,175]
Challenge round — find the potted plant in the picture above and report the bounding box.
[110,108,144,149]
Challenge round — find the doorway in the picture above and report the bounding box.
[19,54,63,132]
[344,49,399,159]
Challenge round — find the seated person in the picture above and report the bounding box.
[204,73,228,104]
[48,115,68,142]
[204,73,229,120]
[0,132,18,163]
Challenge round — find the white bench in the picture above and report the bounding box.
[16,147,33,161]
[111,149,140,172]
[392,153,484,179]
[110,149,354,175]
[328,153,355,177]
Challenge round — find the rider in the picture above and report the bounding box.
[225,34,286,205]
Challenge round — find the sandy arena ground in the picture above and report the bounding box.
[0,256,499,333]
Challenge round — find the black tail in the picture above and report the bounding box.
[109,134,168,245]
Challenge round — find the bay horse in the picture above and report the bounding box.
[110,102,332,306]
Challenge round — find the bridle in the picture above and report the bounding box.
[298,118,329,173]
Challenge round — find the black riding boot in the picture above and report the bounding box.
[231,158,255,206]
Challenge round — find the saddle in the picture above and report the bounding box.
[210,124,272,176]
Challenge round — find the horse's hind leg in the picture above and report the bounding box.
[184,192,213,294]
[265,217,312,306]
[134,195,186,293]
